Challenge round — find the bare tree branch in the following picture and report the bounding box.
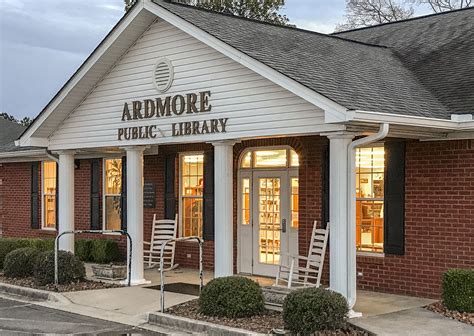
[412,0,473,12]
[336,0,414,31]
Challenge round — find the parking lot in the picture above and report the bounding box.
[0,297,162,335]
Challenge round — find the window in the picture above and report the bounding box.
[291,177,299,228]
[180,154,204,237]
[240,148,299,168]
[42,161,57,229]
[104,158,122,230]
[241,178,250,225]
[356,147,385,253]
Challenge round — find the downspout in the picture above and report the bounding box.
[46,150,59,163]
[347,123,389,311]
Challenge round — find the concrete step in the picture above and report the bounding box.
[261,286,292,311]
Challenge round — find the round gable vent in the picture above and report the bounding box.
[153,58,174,93]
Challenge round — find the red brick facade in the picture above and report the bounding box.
[0,137,472,298]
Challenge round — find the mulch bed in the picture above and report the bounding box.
[0,275,123,292]
[166,299,371,335]
[425,301,474,326]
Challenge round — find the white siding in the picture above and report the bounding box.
[49,19,329,150]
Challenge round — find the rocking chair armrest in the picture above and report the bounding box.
[143,241,151,246]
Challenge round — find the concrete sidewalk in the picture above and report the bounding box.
[2,268,470,335]
[352,307,473,336]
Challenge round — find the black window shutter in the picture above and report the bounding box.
[203,149,215,241]
[164,154,176,220]
[90,159,101,230]
[31,162,40,229]
[322,146,330,229]
[55,162,59,231]
[384,140,406,255]
[120,156,127,231]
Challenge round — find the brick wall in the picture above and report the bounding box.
[356,139,474,298]
[0,137,472,298]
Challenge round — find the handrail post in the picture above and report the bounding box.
[159,236,204,312]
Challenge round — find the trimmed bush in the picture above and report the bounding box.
[91,239,121,264]
[199,276,265,318]
[442,268,474,313]
[283,287,348,334]
[4,247,41,278]
[75,239,94,262]
[0,238,31,269]
[34,250,85,285]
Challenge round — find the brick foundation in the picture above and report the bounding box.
[0,137,472,298]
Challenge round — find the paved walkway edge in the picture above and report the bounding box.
[148,312,264,336]
[0,283,70,304]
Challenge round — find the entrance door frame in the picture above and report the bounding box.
[237,145,299,276]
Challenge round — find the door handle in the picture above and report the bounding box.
[282,219,287,233]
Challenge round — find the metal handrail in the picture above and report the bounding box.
[55,230,132,287]
[160,236,203,312]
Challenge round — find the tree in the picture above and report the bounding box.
[336,0,472,31]
[414,0,472,12]
[125,0,289,25]
[0,112,33,127]
[336,0,414,31]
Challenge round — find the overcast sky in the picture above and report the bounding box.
[0,0,430,119]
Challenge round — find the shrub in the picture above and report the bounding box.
[4,247,41,278]
[442,269,474,313]
[75,239,94,262]
[0,238,31,269]
[199,276,265,318]
[283,287,348,334]
[28,238,54,251]
[91,239,121,264]
[34,250,85,285]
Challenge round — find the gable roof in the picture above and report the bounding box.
[18,1,473,148]
[154,0,450,119]
[334,7,474,115]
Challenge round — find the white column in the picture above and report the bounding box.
[213,141,235,278]
[327,134,354,300]
[58,151,75,252]
[125,146,148,285]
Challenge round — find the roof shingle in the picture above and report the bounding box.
[154,0,458,119]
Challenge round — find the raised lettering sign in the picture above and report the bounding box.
[117,90,228,140]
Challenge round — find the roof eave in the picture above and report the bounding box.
[17,1,152,148]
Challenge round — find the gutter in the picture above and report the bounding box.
[347,123,389,313]
[46,150,59,163]
[351,110,474,131]
[0,149,47,159]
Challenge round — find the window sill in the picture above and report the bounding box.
[357,251,385,258]
[41,227,56,232]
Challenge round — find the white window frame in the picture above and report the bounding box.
[355,144,385,255]
[102,157,122,232]
[178,152,205,238]
[41,161,57,231]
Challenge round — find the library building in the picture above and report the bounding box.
[0,0,472,310]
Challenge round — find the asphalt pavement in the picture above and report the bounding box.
[0,297,164,335]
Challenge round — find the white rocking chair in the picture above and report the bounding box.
[144,214,178,271]
[275,221,329,288]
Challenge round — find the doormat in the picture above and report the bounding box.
[145,282,200,296]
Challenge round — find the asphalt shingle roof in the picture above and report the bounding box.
[0,118,42,153]
[335,7,474,116]
[154,0,474,120]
